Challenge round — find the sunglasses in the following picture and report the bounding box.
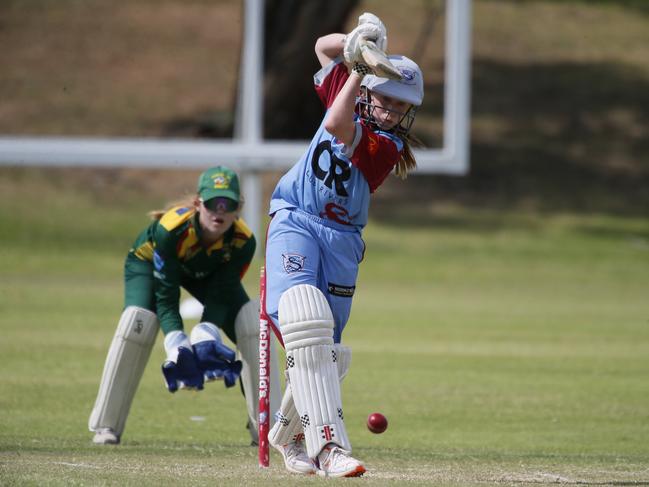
[201,197,238,213]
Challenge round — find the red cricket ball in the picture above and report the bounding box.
[367,412,388,434]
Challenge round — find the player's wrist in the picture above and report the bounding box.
[352,62,372,77]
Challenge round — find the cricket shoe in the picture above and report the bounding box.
[272,440,316,475]
[92,428,120,445]
[316,444,366,478]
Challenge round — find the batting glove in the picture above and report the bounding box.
[358,12,388,52]
[191,323,243,388]
[344,23,384,65]
[161,331,205,393]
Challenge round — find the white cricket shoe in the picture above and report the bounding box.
[92,428,120,445]
[273,440,316,475]
[316,445,366,478]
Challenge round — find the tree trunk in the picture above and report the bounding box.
[263,0,359,139]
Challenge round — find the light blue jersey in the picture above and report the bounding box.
[264,60,403,341]
[269,114,369,230]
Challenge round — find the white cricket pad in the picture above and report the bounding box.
[287,344,351,458]
[279,284,334,350]
[234,299,280,440]
[89,306,158,436]
[278,285,350,458]
[269,343,352,448]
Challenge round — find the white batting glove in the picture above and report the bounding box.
[358,12,388,52]
[343,23,383,65]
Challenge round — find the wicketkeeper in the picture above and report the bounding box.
[88,166,279,445]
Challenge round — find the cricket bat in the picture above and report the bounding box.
[358,38,403,80]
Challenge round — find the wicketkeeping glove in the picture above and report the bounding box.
[161,330,205,393]
[190,322,243,388]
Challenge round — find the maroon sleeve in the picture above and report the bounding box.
[350,124,402,193]
[314,61,350,109]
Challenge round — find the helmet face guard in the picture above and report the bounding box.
[357,86,418,137]
[358,55,423,138]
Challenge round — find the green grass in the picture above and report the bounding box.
[1,170,648,485]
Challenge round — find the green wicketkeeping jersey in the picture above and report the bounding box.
[128,206,255,335]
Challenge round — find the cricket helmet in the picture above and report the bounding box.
[361,55,424,106]
[358,55,424,136]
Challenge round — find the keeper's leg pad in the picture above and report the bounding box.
[269,343,352,448]
[279,285,351,458]
[88,306,159,436]
[234,299,280,439]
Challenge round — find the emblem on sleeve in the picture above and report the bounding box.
[282,254,306,274]
[153,250,164,271]
[367,132,379,155]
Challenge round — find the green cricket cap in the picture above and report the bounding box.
[197,166,240,203]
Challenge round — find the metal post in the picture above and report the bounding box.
[443,0,472,173]
[242,171,263,253]
[236,0,265,249]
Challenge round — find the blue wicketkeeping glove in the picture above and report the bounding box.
[190,322,243,388]
[162,331,204,393]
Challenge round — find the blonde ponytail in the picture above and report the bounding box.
[147,195,198,221]
[394,133,423,179]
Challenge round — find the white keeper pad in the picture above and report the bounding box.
[234,299,280,439]
[279,285,351,457]
[88,306,159,436]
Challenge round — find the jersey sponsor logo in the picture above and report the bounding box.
[327,282,355,298]
[282,253,306,274]
[311,140,351,197]
[320,202,352,226]
[175,207,191,215]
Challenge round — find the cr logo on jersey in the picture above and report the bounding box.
[311,140,351,196]
[282,253,306,274]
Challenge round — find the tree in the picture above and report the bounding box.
[263,0,359,139]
